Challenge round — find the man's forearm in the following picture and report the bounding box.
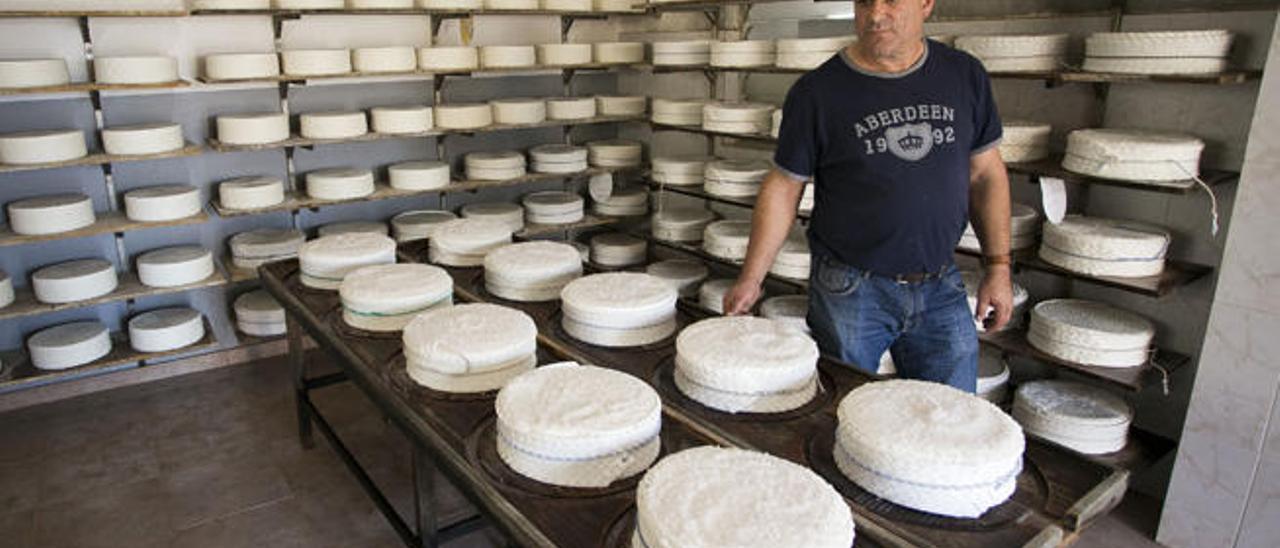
[740,170,804,285]
[970,162,1012,260]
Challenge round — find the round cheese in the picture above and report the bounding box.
[651,207,715,242]
[281,49,351,76]
[522,191,584,225]
[340,263,453,332]
[652,40,712,66]
[675,316,818,413]
[592,186,648,216]
[1013,380,1133,455]
[703,102,773,135]
[480,46,537,69]
[229,228,306,268]
[203,53,280,81]
[417,46,480,72]
[276,0,344,7]
[216,112,290,145]
[136,246,215,288]
[461,201,524,232]
[402,303,537,393]
[1062,129,1204,183]
[702,219,752,261]
[698,278,733,314]
[316,221,388,237]
[218,176,285,210]
[391,209,457,242]
[1085,30,1233,59]
[32,258,118,304]
[710,40,776,67]
[429,218,513,267]
[560,272,677,347]
[28,321,112,371]
[542,0,591,10]
[101,123,184,156]
[305,168,376,201]
[128,307,205,353]
[435,103,494,130]
[537,43,592,66]
[586,139,641,168]
[761,294,809,334]
[464,150,525,180]
[595,95,645,117]
[6,193,95,235]
[351,46,417,73]
[645,259,708,297]
[546,97,596,120]
[652,155,710,186]
[299,111,368,140]
[0,129,87,165]
[123,184,202,222]
[371,105,434,134]
[594,0,642,11]
[485,0,538,8]
[193,0,271,9]
[388,160,450,190]
[94,56,178,84]
[491,98,548,125]
[1027,299,1155,368]
[592,42,644,64]
[529,144,588,174]
[298,233,397,290]
[589,232,646,267]
[1001,120,1052,163]
[484,241,583,301]
[234,289,286,337]
[651,98,706,126]
[770,234,811,280]
[0,59,71,89]
[1039,215,1170,278]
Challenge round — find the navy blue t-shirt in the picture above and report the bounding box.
[774,40,1002,275]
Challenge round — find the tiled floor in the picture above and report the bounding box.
[0,354,1163,548]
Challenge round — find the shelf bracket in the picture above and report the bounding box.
[561,16,576,42]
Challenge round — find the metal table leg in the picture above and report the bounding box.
[287,313,314,450]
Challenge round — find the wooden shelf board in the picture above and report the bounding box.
[0,269,228,322]
[980,327,1188,392]
[1057,70,1263,85]
[0,318,218,392]
[1026,425,1177,475]
[516,213,619,239]
[645,179,812,220]
[0,210,210,249]
[640,232,809,290]
[0,79,191,97]
[645,0,791,12]
[0,143,203,174]
[649,121,777,143]
[196,64,638,86]
[188,8,635,17]
[0,10,189,17]
[955,247,1213,298]
[228,266,259,283]
[1006,155,1238,194]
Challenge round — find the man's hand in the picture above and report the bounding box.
[974,265,1014,331]
[723,277,764,316]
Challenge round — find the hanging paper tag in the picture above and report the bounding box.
[1040,177,1067,224]
[589,172,613,202]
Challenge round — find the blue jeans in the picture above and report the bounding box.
[806,253,979,392]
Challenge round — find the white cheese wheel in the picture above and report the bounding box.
[710,40,776,67]
[101,123,184,156]
[0,59,71,89]
[976,347,1011,403]
[485,0,538,8]
[429,218,513,267]
[298,233,397,290]
[491,98,548,125]
[651,155,709,186]
[770,234,811,280]
[218,176,285,210]
[1063,129,1204,183]
[1001,120,1052,163]
[651,207,715,242]
[560,272,677,347]
[349,0,414,6]
[203,53,280,81]
[650,98,705,126]
[419,0,483,9]
[1085,30,1233,59]
[1013,380,1133,455]
[417,46,480,71]
[834,379,1024,518]
[388,160,451,190]
[28,321,112,371]
[435,103,494,130]
[136,246,215,288]
[636,447,854,548]
[461,201,525,232]
[955,34,1070,59]
[94,56,179,84]
[594,0,642,11]
[316,221,388,237]
[32,258,118,304]
[676,316,819,413]
[698,278,732,314]
[537,43,593,66]
[128,307,205,353]
[529,144,588,174]
[1081,56,1228,75]
[229,228,306,268]
[776,36,852,69]
[299,110,368,139]
[652,40,712,66]
[484,241,582,301]
[0,270,12,310]
[480,46,537,69]
[340,263,453,332]
[497,363,661,487]
[123,184,202,222]
[371,105,434,134]
[587,139,641,168]
[592,42,644,64]
[703,102,773,135]
[595,95,645,117]
[1027,299,1155,368]
[352,46,417,73]
[702,219,751,261]
[194,0,271,9]
[216,112,290,145]
[403,303,537,393]
[542,0,591,10]
[391,209,456,242]
[761,294,808,334]
[6,193,95,236]
[593,186,648,217]
[305,168,376,201]
[1039,215,1170,278]
[234,289,286,336]
[465,150,525,180]
[522,191,584,225]
[705,158,769,197]
[546,97,596,120]
[276,0,344,7]
[0,129,87,165]
[589,232,646,267]
[281,49,352,76]
[979,56,1062,73]
[645,259,708,298]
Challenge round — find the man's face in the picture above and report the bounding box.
[854,0,933,58]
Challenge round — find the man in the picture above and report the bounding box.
[722,0,1014,392]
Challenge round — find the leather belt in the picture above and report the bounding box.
[879,267,949,284]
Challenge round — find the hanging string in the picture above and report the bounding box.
[1171,161,1220,237]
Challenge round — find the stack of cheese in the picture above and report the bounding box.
[215,112,289,145]
[218,176,285,211]
[102,123,185,156]
[652,40,712,66]
[833,379,1024,517]
[645,259,709,298]
[960,270,1029,332]
[340,264,453,332]
[0,58,71,89]
[391,210,457,242]
[959,202,1041,253]
[297,233,397,290]
[560,272,676,347]
[635,446,855,548]
[586,139,642,168]
[592,42,644,64]
[436,103,493,130]
[770,234,811,280]
[1039,215,1170,277]
[0,129,88,165]
[484,241,583,301]
[698,278,733,314]
[676,316,819,413]
[776,36,853,69]
[497,363,662,488]
[1028,299,1154,368]
[492,98,547,125]
[203,53,280,81]
[128,308,205,353]
[589,232,646,267]
[429,218,513,267]
[352,46,417,74]
[0,270,12,310]
[760,294,809,334]
[123,185,202,222]
[299,111,367,140]
[234,289,287,337]
[652,207,716,242]
[6,194,95,235]
[403,303,537,393]
[522,191,584,225]
[461,202,524,232]
[465,151,526,181]
[371,105,434,135]
[546,97,596,120]
[28,321,112,371]
[94,56,179,84]
[1000,121,1052,163]
[32,259,118,304]
[228,228,305,269]
[537,44,592,67]
[418,46,480,71]
[306,168,375,201]
[955,34,1070,72]
[1083,30,1234,75]
[702,220,752,262]
[702,102,773,135]
[389,160,450,191]
[595,0,643,12]
[651,156,709,186]
[705,159,770,198]
[321,222,388,239]
[1062,129,1204,185]
[136,246,215,288]
[281,49,351,76]
[710,40,776,68]
[596,95,646,117]
[1013,380,1133,455]
[528,144,588,174]
[651,98,705,126]
[592,186,648,217]
[976,347,1012,403]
